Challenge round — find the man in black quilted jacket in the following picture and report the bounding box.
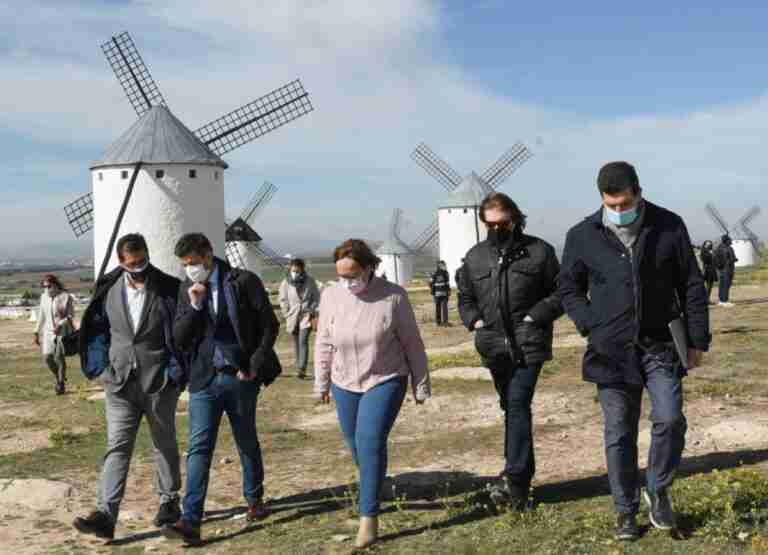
[458,192,563,510]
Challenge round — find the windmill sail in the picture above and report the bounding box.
[240,182,278,226]
[481,142,532,190]
[195,80,313,156]
[63,192,95,237]
[252,242,290,270]
[410,218,439,254]
[102,31,167,117]
[411,143,462,192]
[705,203,731,235]
[737,205,761,229]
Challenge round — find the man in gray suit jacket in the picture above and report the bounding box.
[73,234,185,540]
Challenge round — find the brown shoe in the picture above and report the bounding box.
[162,519,201,546]
[246,499,269,522]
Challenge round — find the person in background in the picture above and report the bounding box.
[73,234,184,540]
[315,239,430,549]
[278,258,320,379]
[715,234,737,307]
[559,162,710,541]
[429,260,451,326]
[454,258,466,291]
[164,233,281,546]
[457,193,562,510]
[34,274,75,395]
[699,241,718,304]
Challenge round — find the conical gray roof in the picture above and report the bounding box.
[440,172,493,209]
[377,234,413,255]
[91,105,228,169]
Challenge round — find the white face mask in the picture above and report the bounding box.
[186,263,211,283]
[339,273,369,295]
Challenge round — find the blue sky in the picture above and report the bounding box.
[1,1,766,258]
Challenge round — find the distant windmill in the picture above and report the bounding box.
[225,181,289,274]
[705,203,763,267]
[63,31,313,280]
[409,142,532,285]
[375,208,416,286]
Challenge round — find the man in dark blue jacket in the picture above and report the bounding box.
[559,162,710,541]
[163,233,281,546]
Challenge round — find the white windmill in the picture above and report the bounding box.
[375,208,415,286]
[225,181,290,275]
[409,142,532,286]
[63,32,313,280]
[706,203,763,267]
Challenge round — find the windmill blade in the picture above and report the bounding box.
[411,143,462,192]
[737,205,761,229]
[410,218,439,254]
[240,181,278,225]
[705,203,731,235]
[195,80,313,156]
[101,31,167,117]
[389,208,404,239]
[225,241,247,270]
[252,242,290,270]
[741,223,762,253]
[63,192,94,238]
[481,142,533,190]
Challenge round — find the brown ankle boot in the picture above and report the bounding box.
[355,516,378,548]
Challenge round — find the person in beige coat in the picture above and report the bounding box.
[34,274,75,395]
[278,258,320,379]
[315,239,430,549]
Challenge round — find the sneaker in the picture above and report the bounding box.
[487,475,527,511]
[246,498,270,522]
[644,489,676,530]
[162,519,202,546]
[615,513,640,541]
[718,302,735,308]
[73,510,115,540]
[153,499,181,527]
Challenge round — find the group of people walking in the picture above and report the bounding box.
[699,235,739,306]
[36,160,720,547]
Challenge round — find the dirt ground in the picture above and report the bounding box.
[1,279,767,554]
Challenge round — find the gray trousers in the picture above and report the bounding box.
[597,343,687,515]
[97,378,181,522]
[44,350,66,385]
[293,327,311,373]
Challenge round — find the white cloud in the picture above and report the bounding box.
[0,0,766,255]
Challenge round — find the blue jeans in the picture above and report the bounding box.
[182,373,263,526]
[332,377,407,517]
[719,270,734,303]
[598,344,687,515]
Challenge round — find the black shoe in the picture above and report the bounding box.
[615,513,640,541]
[55,382,65,395]
[644,489,676,530]
[297,371,307,380]
[488,475,527,511]
[163,519,202,546]
[73,510,115,540]
[154,499,181,527]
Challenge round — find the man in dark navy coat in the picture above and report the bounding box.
[559,162,710,541]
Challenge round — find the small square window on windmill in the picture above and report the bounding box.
[61,30,315,282]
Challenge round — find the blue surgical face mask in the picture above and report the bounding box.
[605,204,640,227]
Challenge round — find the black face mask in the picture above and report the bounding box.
[487,227,514,247]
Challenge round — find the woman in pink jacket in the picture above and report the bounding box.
[315,239,431,549]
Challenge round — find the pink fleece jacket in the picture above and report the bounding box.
[314,277,431,401]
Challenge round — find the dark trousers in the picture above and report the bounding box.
[490,363,542,490]
[292,328,311,374]
[597,345,686,515]
[719,270,734,303]
[183,373,263,526]
[434,297,449,324]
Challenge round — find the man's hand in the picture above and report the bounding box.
[188,282,207,307]
[688,349,704,369]
[237,370,256,382]
[319,391,331,404]
[474,320,485,331]
[33,333,40,347]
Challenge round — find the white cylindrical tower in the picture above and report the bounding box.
[377,237,415,286]
[732,239,758,268]
[438,172,489,287]
[90,106,228,279]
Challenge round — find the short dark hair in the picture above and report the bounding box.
[174,233,213,258]
[290,258,306,270]
[479,192,527,228]
[116,233,148,261]
[333,239,381,269]
[597,162,640,195]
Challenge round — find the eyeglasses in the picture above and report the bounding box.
[485,221,512,231]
